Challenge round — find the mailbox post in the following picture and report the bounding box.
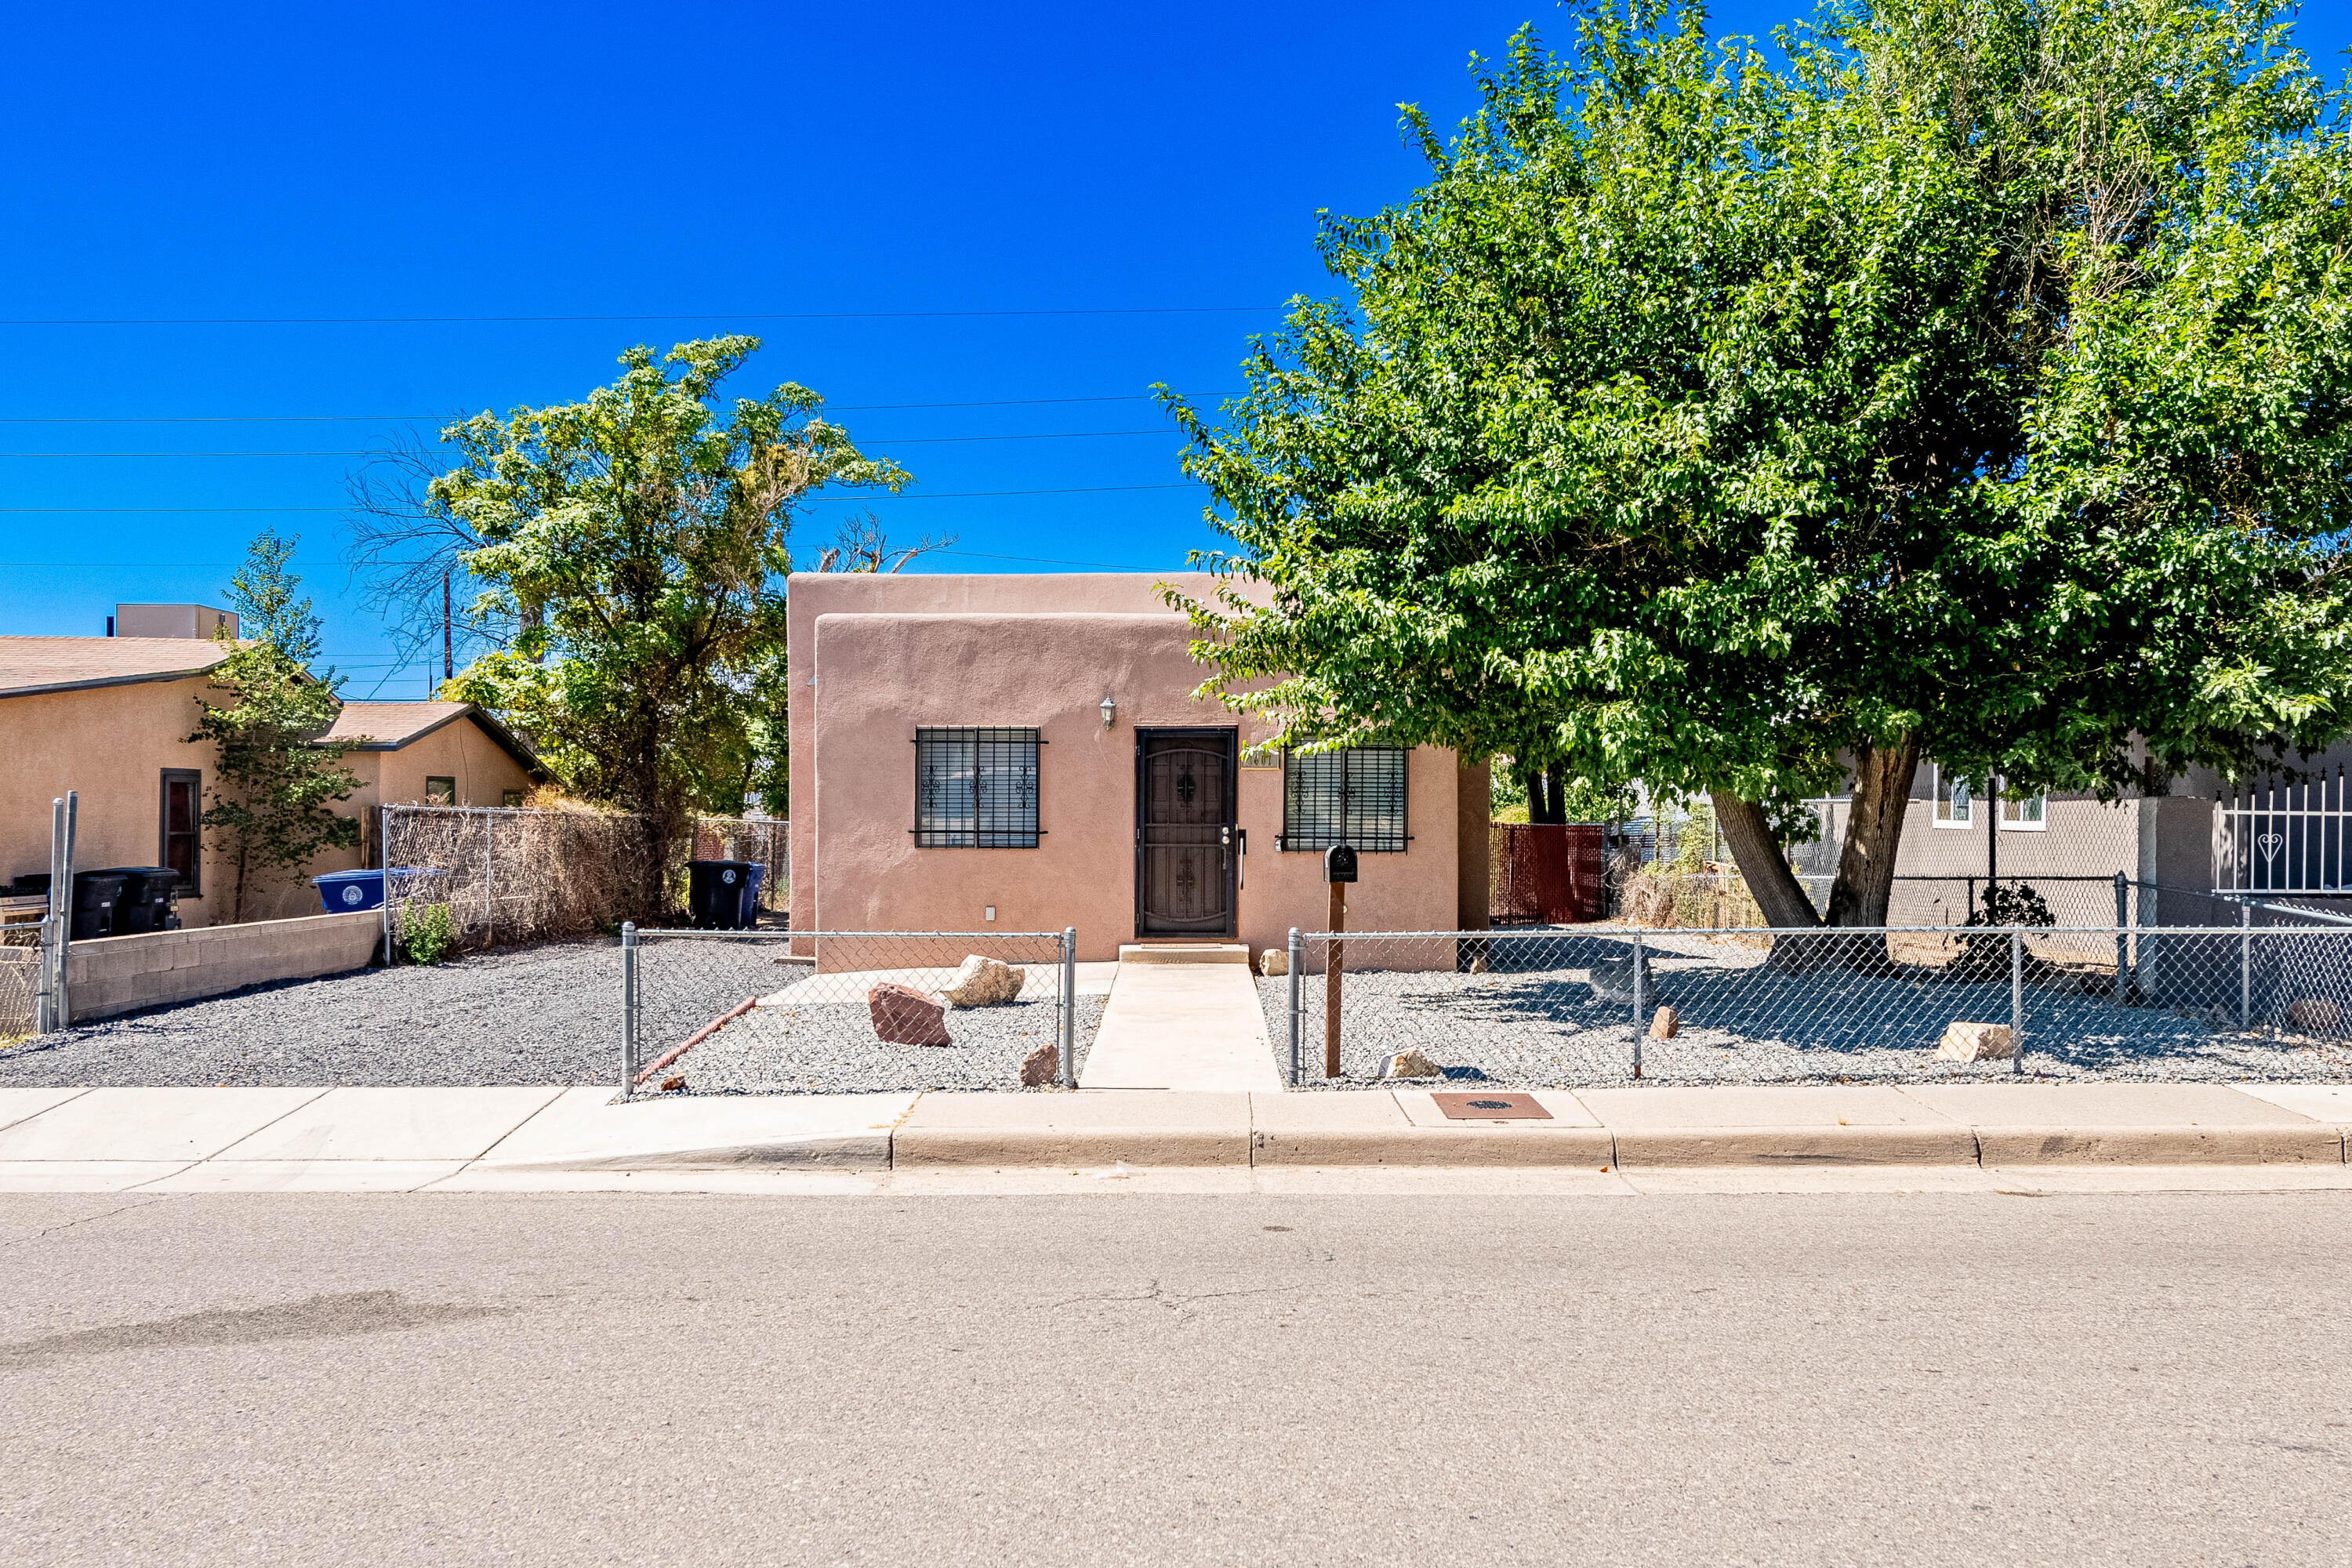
[1323,844,1356,1077]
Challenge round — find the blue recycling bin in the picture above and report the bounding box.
[312,867,445,913]
[687,859,764,928]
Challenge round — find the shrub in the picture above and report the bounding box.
[401,902,456,966]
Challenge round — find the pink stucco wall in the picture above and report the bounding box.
[790,578,1472,962]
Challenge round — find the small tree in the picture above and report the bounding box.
[433,338,906,906]
[190,533,361,921]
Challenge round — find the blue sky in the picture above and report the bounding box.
[5,1,2347,699]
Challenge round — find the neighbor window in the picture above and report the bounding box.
[2000,789,2048,830]
[913,727,1040,848]
[1281,747,1409,852]
[1932,767,1973,828]
[159,769,201,895]
[424,776,456,806]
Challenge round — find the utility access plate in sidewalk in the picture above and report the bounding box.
[1431,1093,1553,1121]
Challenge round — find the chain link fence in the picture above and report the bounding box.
[619,927,1087,1096]
[1265,924,2352,1088]
[381,805,791,959]
[0,921,39,1041]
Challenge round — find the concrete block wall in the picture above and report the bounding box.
[63,910,383,1023]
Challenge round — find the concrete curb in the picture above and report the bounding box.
[1251,1127,1617,1167]
[485,1134,895,1172]
[892,1127,1252,1168]
[1972,1126,2348,1167]
[1611,1126,1981,1169]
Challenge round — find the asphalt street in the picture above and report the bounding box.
[3,1189,2348,1566]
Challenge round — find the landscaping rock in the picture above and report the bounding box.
[939,954,1022,1008]
[1259,948,1289,978]
[1381,1047,1442,1079]
[1936,1022,2015,1062]
[2288,998,2341,1033]
[1019,1037,1060,1087]
[1648,1005,1679,1040]
[869,982,953,1046]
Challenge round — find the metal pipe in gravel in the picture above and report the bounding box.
[1287,927,1301,1087]
[2011,931,2024,1077]
[620,921,637,1098]
[1059,927,1076,1089]
[1632,931,1646,1080]
[636,995,758,1087]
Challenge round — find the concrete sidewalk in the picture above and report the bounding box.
[1,1081,2347,1192]
[1076,956,1282,1091]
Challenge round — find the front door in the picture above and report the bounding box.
[1135,728,1236,938]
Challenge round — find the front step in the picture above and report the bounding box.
[1117,942,1250,966]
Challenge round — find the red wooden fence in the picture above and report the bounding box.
[1489,823,1608,924]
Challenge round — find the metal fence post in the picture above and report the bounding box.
[1631,931,1646,1080]
[2113,871,2129,1001]
[2240,901,2252,1031]
[2010,929,2024,1077]
[619,920,637,1099]
[1286,927,1301,1087]
[379,805,396,966]
[52,792,75,1029]
[1060,926,1076,1089]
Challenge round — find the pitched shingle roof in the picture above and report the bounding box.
[0,636,234,699]
[325,701,550,780]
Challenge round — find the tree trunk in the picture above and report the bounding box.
[1709,793,1821,929]
[1824,734,1922,931]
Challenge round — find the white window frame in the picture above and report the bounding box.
[1931,766,1974,829]
[1998,786,2048,832]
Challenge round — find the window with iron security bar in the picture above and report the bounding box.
[1281,746,1408,852]
[914,727,1041,848]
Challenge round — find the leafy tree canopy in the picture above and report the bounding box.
[1163,0,2352,929]
[435,337,906,887]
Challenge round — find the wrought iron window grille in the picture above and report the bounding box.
[911,727,1044,848]
[1278,746,1409,853]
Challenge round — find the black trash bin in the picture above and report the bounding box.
[686,859,764,930]
[87,867,182,935]
[68,870,131,940]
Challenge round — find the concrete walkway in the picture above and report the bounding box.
[1077,955,1283,1092]
[2,1081,2349,1192]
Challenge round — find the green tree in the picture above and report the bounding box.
[191,534,361,921]
[1163,0,2352,941]
[434,338,906,902]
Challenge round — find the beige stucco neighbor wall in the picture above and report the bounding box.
[61,909,383,1023]
[325,719,538,877]
[0,674,234,927]
[801,604,1467,962]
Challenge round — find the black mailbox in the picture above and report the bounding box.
[1323,844,1358,884]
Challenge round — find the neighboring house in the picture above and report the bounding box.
[1783,747,2352,927]
[2,613,547,924]
[1,629,243,927]
[314,701,549,872]
[786,573,1490,963]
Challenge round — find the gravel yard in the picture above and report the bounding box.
[1258,930,2352,1087]
[0,937,1102,1093]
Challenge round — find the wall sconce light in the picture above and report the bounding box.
[1100,696,1116,729]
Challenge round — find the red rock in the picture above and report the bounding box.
[869,982,953,1046]
[1020,1037,1059,1087]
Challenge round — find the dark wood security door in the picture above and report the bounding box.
[1135,729,1237,938]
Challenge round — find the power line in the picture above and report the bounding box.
[0,428,1181,458]
[0,307,1280,327]
[0,482,1205,514]
[0,394,1212,423]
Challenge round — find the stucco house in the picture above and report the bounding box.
[2,618,544,926]
[787,573,1490,963]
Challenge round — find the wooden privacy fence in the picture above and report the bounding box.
[1490,823,1608,924]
